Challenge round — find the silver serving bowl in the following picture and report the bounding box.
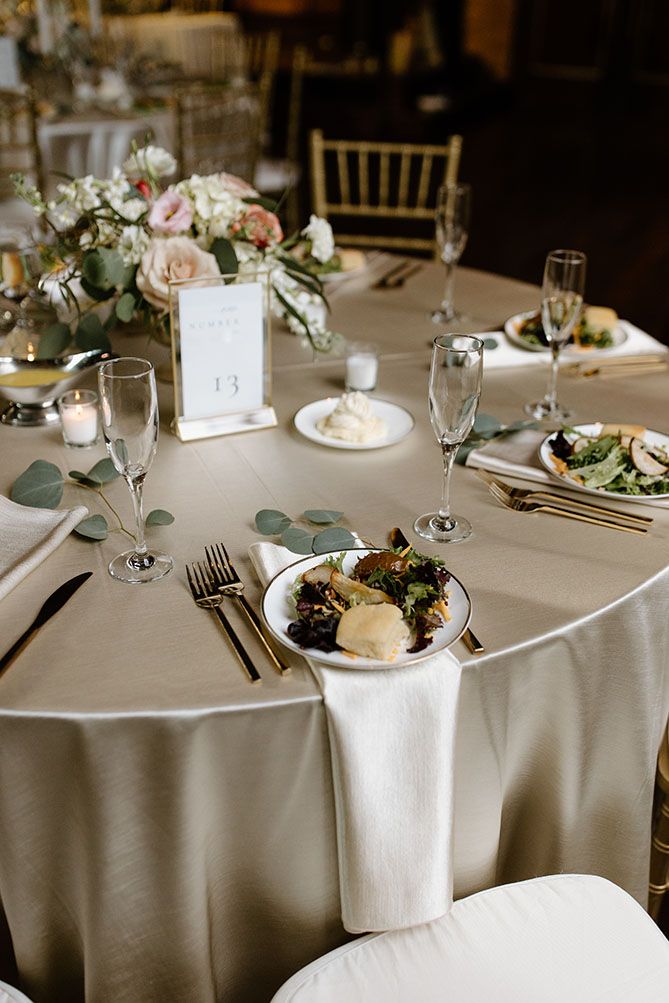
[0,350,115,427]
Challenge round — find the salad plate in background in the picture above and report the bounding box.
[261,548,472,670]
[294,397,414,450]
[505,308,627,356]
[539,422,669,502]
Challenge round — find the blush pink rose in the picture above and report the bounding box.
[148,190,193,234]
[230,204,283,249]
[136,236,220,311]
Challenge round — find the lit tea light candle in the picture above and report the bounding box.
[345,341,379,392]
[58,389,99,447]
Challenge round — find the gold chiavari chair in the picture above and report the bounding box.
[0,88,43,202]
[649,724,669,921]
[246,29,280,146]
[173,80,263,181]
[309,128,462,254]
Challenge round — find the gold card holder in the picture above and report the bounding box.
[168,270,276,442]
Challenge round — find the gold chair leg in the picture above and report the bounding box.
[649,731,669,922]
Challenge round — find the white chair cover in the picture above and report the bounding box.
[270,874,669,1002]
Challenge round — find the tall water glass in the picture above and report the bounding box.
[98,357,173,584]
[524,249,587,421]
[431,182,471,324]
[414,335,483,544]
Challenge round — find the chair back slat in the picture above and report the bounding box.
[416,152,432,209]
[397,151,410,208]
[0,88,43,200]
[359,150,369,207]
[337,147,350,205]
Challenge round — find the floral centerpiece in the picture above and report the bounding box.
[12,144,342,356]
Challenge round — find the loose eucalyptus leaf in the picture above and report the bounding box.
[73,514,108,540]
[11,460,64,509]
[115,291,136,322]
[36,323,71,359]
[504,419,540,433]
[255,509,292,535]
[87,458,120,484]
[455,440,478,465]
[312,527,356,553]
[210,237,239,276]
[482,337,499,350]
[146,509,174,526]
[473,413,501,434]
[68,469,101,487]
[75,314,112,354]
[281,526,315,555]
[303,509,343,525]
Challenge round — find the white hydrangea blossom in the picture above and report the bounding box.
[119,225,150,265]
[117,197,148,224]
[123,145,176,179]
[301,214,335,263]
[56,175,101,213]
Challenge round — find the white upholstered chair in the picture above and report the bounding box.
[271,874,669,1002]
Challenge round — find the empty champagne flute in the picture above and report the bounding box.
[98,357,173,583]
[431,182,471,324]
[414,334,483,543]
[524,249,587,421]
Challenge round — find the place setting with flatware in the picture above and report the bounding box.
[1,132,668,1003]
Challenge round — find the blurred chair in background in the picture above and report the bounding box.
[173,80,262,180]
[649,724,669,922]
[309,128,461,253]
[0,88,44,228]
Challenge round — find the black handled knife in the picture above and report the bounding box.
[0,571,93,677]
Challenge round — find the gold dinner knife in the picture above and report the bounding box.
[0,571,93,677]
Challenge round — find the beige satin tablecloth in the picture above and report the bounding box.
[0,261,668,1002]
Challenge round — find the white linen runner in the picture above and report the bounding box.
[0,496,88,600]
[249,541,462,934]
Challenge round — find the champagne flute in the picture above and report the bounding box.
[98,357,173,584]
[431,182,471,324]
[414,334,483,543]
[524,249,587,421]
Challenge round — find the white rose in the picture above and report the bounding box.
[301,214,335,263]
[136,236,220,312]
[123,145,176,179]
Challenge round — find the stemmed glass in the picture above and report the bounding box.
[524,249,587,421]
[431,182,471,324]
[98,357,173,584]
[414,334,483,543]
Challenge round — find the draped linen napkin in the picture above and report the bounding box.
[465,428,669,507]
[0,495,88,600]
[249,541,463,934]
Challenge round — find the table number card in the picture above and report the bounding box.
[168,271,276,441]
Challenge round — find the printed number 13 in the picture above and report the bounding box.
[215,375,239,396]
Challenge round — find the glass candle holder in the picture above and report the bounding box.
[58,389,99,447]
[345,341,379,392]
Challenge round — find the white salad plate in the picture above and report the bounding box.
[504,311,628,356]
[293,397,414,450]
[539,422,669,503]
[261,548,472,670]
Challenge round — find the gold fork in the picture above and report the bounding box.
[186,561,262,683]
[205,543,291,677]
[475,471,653,527]
[486,481,647,535]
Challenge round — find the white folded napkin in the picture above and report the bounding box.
[249,541,462,934]
[0,495,88,600]
[465,429,669,506]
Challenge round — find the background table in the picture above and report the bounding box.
[0,262,668,1002]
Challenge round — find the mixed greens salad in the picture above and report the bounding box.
[287,548,451,654]
[518,312,614,350]
[548,427,669,495]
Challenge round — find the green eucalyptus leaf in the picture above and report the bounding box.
[303,509,343,525]
[146,509,174,526]
[482,337,499,350]
[68,469,100,487]
[312,527,356,553]
[11,460,64,508]
[210,237,239,276]
[281,526,315,554]
[455,440,478,465]
[473,413,501,434]
[242,195,279,212]
[75,313,112,354]
[115,291,136,322]
[255,509,292,535]
[98,247,125,287]
[87,458,120,484]
[36,323,71,359]
[80,276,115,302]
[73,514,108,540]
[81,249,107,288]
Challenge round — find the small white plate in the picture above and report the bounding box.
[261,548,472,670]
[539,422,669,503]
[504,311,628,356]
[294,397,414,450]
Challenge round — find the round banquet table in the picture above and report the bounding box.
[0,261,668,1003]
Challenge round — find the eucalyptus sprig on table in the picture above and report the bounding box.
[255,508,356,555]
[455,413,540,465]
[10,459,174,542]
